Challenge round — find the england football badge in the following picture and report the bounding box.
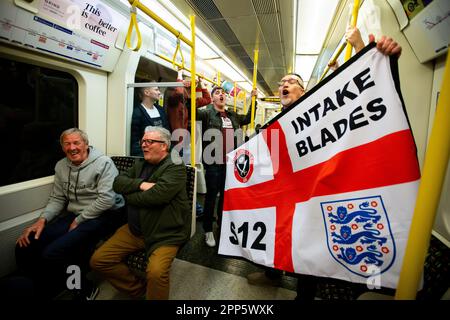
[321,196,396,278]
[233,149,254,183]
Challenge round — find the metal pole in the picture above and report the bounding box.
[190,15,196,167]
[128,0,193,48]
[251,49,259,130]
[344,0,360,62]
[234,82,237,112]
[319,41,347,82]
[395,52,450,299]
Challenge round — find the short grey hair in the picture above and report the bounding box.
[144,126,171,149]
[60,128,89,146]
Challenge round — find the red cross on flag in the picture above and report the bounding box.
[218,44,421,289]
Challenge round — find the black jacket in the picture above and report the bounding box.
[130,103,170,156]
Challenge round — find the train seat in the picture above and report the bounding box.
[111,156,197,277]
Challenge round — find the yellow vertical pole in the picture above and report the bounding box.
[319,41,347,83]
[234,82,237,112]
[344,0,360,62]
[242,91,247,139]
[190,15,196,167]
[251,49,259,130]
[243,91,247,114]
[217,72,221,86]
[395,53,450,299]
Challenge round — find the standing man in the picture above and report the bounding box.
[130,84,169,156]
[247,29,403,300]
[90,126,191,300]
[197,87,255,247]
[164,75,211,159]
[165,75,211,136]
[15,128,125,300]
[246,73,306,287]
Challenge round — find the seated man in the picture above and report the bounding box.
[15,128,125,300]
[90,126,191,300]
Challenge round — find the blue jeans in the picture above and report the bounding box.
[202,164,226,233]
[15,209,125,298]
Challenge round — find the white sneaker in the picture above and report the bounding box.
[205,232,216,247]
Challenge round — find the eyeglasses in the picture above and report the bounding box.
[141,139,165,146]
[277,78,304,88]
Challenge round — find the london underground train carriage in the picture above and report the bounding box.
[0,0,448,300]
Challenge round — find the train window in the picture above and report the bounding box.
[0,57,78,187]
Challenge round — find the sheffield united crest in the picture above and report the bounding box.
[321,196,396,277]
[233,149,254,183]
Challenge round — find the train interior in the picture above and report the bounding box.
[0,0,449,300]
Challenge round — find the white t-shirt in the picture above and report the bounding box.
[143,104,160,118]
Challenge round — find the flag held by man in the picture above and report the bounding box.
[218,43,420,289]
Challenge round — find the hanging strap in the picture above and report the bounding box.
[126,0,142,51]
[172,35,185,69]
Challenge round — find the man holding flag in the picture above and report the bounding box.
[223,29,411,300]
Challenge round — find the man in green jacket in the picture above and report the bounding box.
[197,87,256,247]
[90,126,190,300]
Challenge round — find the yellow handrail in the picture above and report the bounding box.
[126,0,142,51]
[126,0,193,48]
[318,41,347,83]
[243,91,247,114]
[155,53,219,86]
[344,0,360,62]
[190,16,196,167]
[234,82,237,112]
[242,91,247,137]
[250,49,259,130]
[395,52,450,300]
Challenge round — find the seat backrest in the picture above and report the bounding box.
[111,156,196,237]
[111,156,139,174]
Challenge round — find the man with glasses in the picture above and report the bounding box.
[90,126,191,300]
[247,29,403,300]
[246,72,306,288]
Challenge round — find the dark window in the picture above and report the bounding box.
[0,57,78,187]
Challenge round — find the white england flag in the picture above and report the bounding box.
[218,44,421,289]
